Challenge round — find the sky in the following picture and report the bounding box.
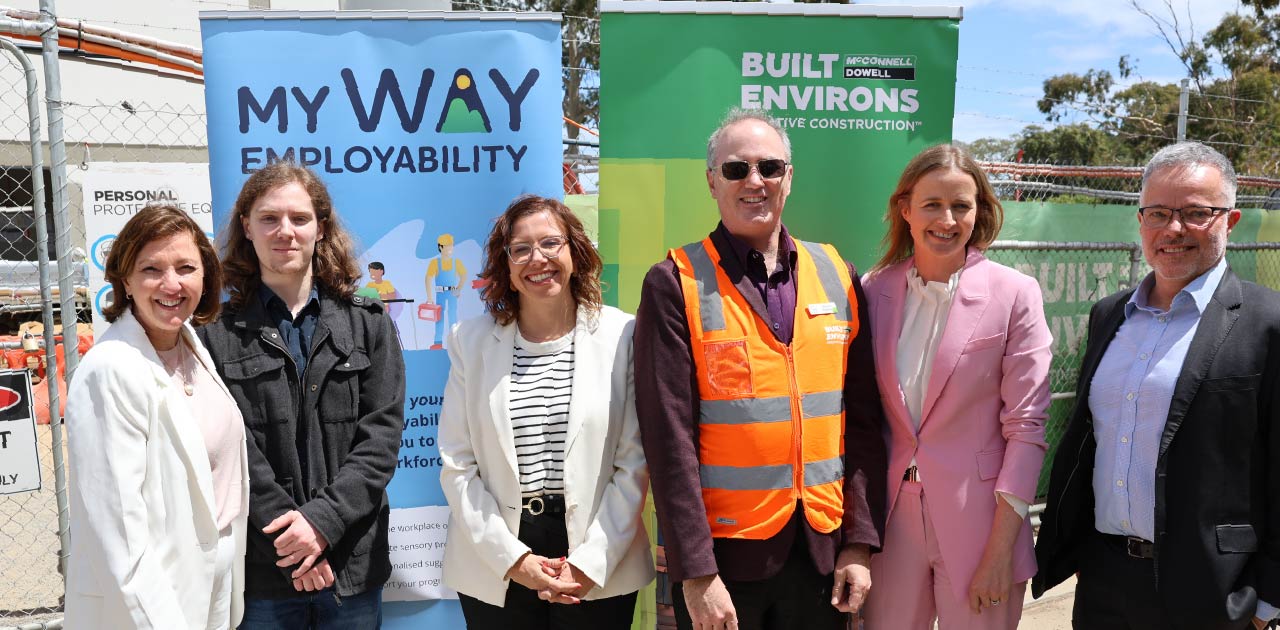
[9,0,1248,149]
[851,0,1247,143]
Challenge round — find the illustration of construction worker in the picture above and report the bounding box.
[365,261,397,300]
[425,234,465,350]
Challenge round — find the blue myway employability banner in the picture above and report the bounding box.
[200,11,563,627]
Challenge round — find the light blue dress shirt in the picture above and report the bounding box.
[1089,258,1276,621]
[1090,258,1225,541]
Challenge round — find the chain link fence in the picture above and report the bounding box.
[0,36,69,630]
[977,158,1280,208]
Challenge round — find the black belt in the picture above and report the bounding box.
[521,495,565,517]
[1099,531,1155,559]
[903,466,920,482]
[436,285,457,292]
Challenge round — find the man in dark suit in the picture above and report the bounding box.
[634,108,887,630]
[1034,141,1280,630]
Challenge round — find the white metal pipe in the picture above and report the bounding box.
[53,24,201,72]
[1,5,200,58]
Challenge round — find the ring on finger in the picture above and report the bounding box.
[990,598,1001,606]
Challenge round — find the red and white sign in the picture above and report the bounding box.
[0,369,39,495]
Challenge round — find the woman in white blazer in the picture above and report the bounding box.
[65,205,250,630]
[439,195,654,629]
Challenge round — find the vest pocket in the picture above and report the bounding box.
[703,340,753,397]
[1216,524,1257,553]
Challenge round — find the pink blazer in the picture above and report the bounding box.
[864,249,1052,600]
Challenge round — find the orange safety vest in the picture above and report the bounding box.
[669,236,858,540]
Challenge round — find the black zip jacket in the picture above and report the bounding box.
[198,289,406,599]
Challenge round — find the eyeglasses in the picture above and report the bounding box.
[713,159,789,181]
[1138,205,1232,229]
[506,236,568,264]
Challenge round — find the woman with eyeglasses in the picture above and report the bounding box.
[438,195,654,629]
[860,145,1052,629]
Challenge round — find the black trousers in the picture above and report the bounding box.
[458,508,637,630]
[1072,529,1255,630]
[671,535,847,630]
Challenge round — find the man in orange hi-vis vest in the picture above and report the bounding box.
[636,109,888,630]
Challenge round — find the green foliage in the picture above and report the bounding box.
[958,136,1016,162]
[1038,69,1114,123]
[1043,193,1108,205]
[1017,124,1133,165]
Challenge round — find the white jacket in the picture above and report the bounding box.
[439,305,655,606]
[64,309,250,629]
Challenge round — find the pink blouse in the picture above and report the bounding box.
[157,341,245,530]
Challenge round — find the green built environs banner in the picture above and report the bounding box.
[598,2,962,312]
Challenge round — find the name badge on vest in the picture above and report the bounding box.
[807,302,837,316]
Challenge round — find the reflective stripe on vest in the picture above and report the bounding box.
[699,455,846,490]
[670,236,858,540]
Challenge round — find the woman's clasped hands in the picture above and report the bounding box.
[505,552,595,605]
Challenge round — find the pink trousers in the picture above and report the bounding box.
[862,480,1025,630]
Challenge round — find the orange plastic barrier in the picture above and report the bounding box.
[2,333,94,425]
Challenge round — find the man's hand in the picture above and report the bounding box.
[506,553,581,602]
[537,561,596,603]
[291,558,335,592]
[832,544,872,613]
[450,286,462,297]
[683,574,737,630]
[264,510,329,576]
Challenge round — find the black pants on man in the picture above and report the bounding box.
[1072,529,1254,630]
[672,535,847,630]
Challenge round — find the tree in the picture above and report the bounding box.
[996,1,1280,176]
[958,136,1016,162]
[1017,124,1133,165]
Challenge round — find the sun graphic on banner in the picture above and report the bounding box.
[436,68,492,133]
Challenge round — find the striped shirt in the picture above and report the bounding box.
[510,329,574,497]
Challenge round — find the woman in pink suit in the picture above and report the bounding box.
[861,144,1052,629]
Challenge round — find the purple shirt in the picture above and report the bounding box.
[719,224,798,344]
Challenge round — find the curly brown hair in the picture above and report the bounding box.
[872,144,1005,273]
[220,161,361,310]
[103,204,222,325]
[481,195,602,326]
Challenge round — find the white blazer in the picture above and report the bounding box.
[439,305,655,606]
[64,309,250,629]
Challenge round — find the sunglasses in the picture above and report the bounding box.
[715,159,789,181]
